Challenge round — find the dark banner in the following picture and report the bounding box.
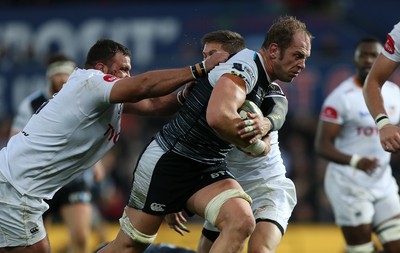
[0,2,398,119]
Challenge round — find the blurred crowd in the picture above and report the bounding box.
[1,0,400,226]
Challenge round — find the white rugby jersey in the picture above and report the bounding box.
[226,131,286,180]
[382,21,400,62]
[320,76,400,186]
[0,68,122,199]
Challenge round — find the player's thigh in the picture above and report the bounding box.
[373,182,400,226]
[324,169,374,226]
[0,175,48,248]
[249,174,296,233]
[341,224,373,245]
[60,202,93,235]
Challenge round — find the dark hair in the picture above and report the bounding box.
[201,30,246,55]
[262,16,313,55]
[355,36,382,49]
[84,39,131,68]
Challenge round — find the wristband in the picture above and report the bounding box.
[176,91,186,105]
[349,154,361,168]
[190,65,200,79]
[241,139,266,156]
[190,62,207,79]
[375,113,391,130]
[200,61,207,76]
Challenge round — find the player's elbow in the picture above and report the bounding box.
[206,110,225,133]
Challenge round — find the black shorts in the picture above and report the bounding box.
[43,176,92,218]
[128,141,235,215]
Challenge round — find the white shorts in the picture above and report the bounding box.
[0,172,48,247]
[324,168,400,227]
[204,173,297,234]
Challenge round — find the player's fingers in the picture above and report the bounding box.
[384,143,394,152]
[178,223,190,232]
[244,119,254,126]
[244,126,254,133]
[168,224,184,235]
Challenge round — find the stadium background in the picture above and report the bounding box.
[0,0,399,252]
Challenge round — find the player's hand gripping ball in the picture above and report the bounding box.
[238,100,263,120]
[237,100,266,156]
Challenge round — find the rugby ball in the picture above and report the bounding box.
[238,100,263,119]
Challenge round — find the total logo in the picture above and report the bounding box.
[150,203,166,212]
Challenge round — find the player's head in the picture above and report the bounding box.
[353,37,382,84]
[261,15,313,82]
[84,39,132,78]
[201,30,246,60]
[45,53,76,94]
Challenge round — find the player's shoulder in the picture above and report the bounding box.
[392,21,400,34]
[68,68,118,88]
[228,48,256,62]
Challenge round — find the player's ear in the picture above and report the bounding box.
[94,62,108,74]
[269,43,279,59]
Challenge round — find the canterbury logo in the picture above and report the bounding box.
[30,226,39,234]
[150,203,166,212]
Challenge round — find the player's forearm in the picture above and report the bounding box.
[262,96,288,131]
[363,81,386,119]
[111,51,229,104]
[113,67,194,103]
[123,92,182,116]
[208,111,248,147]
[315,142,352,165]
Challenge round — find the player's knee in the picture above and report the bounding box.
[345,241,375,253]
[119,210,157,245]
[204,189,252,226]
[235,214,255,238]
[376,218,400,244]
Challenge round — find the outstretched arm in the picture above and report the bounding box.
[110,52,229,104]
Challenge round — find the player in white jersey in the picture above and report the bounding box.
[0,39,228,253]
[9,52,106,253]
[364,22,400,154]
[316,37,400,253]
[98,16,311,253]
